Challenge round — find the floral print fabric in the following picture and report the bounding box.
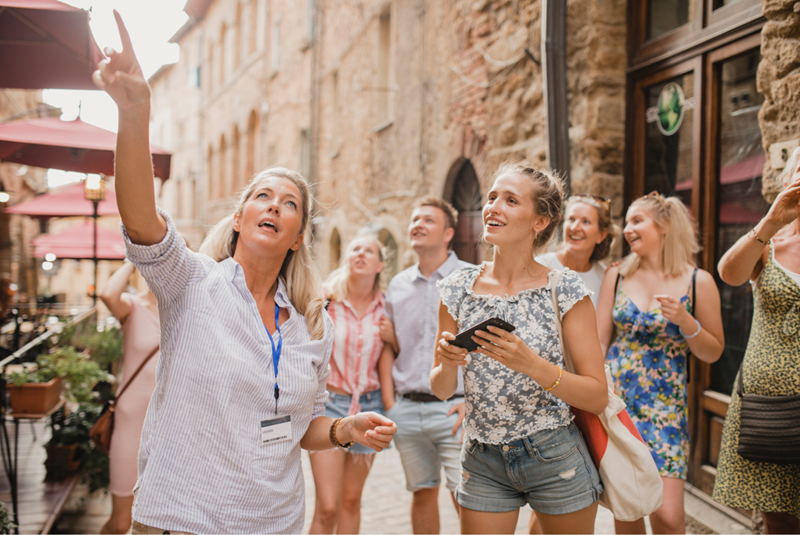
[607,275,694,479]
[437,265,591,444]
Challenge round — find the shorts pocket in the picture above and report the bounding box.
[533,427,578,463]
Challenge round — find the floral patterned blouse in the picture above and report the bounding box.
[437,265,591,444]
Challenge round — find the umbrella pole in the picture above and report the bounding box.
[92,200,98,306]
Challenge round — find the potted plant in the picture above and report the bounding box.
[5,364,63,415]
[45,403,99,480]
[0,502,15,535]
[5,347,110,414]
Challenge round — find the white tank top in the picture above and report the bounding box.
[772,247,800,287]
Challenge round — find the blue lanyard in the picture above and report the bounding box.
[265,304,282,413]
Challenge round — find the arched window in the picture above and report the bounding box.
[219,23,227,86]
[445,159,483,264]
[329,228,341,273]
[232,126,241,193]
[218,134,227,199]
[246,110,259,180]
[377,228,399,282]
[234,3,243,69]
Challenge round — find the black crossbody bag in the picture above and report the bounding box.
[736,362,800,465]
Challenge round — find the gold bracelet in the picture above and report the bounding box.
[329,417,354,449]
[749,228,771,245]
[543,365,563,391]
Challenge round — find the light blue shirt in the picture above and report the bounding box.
[384,251,469,395]
[123,208,333,534]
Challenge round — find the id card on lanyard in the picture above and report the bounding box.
[261,303,293,445]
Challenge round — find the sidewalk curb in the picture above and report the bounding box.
[685,484,754,535]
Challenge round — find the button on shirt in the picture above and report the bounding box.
[384,251,470,395]
[122,208,333,534]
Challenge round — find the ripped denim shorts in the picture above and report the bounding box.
[455,421,603,515]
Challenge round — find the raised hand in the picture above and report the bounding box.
[92,10,150,111]
[654,294,693,331]
[766,170,800,230]
[347,412,397,452]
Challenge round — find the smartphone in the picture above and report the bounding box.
[450,317,516,352]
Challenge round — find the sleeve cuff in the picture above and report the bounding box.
[121,206,179,265]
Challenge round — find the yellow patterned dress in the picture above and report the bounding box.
[712,248,800,516]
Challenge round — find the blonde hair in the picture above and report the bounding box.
[619,195,700,277]
[490,162,566,255]
[199,167,326,340]
[777,146,800,188]
[324,234,386,302]
[563,196,619,263]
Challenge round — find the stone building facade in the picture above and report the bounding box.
[151,0,798,509]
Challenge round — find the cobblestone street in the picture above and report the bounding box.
[299,448,621,534]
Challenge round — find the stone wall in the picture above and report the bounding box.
[757,0,800,200]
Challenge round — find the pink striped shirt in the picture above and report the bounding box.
[326,292,385,415]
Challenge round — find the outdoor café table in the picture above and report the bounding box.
[0,398,65,534]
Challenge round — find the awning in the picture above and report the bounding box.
[0,0,104,90]
[0,117,171,180]
[675,153,766,191]
[32,219,125,260]
[6,182,119,219]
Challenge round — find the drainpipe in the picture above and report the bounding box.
[541,0,571,193]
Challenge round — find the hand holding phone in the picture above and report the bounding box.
[450,317,516,352]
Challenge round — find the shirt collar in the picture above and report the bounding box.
[414,251,461,281]
[225,256,292,309]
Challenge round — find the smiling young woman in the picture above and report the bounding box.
[536,195,618,308]
[93,12,396,534]
[595,193,725,535]
[431,162,608,535]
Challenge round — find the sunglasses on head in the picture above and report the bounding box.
[573,193,611,208]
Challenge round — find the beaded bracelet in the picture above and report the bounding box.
[749,228,771,245]
[543,365,563,391]
[679,318,702,339]
[329,417,354,449]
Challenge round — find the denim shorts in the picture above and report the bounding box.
[324,389,385,454]
[456,422,603,515]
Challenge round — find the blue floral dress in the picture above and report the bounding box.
[607,272,695,479]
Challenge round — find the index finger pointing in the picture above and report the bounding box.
[113,10,135,54]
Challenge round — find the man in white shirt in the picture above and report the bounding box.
[380,196,470,534]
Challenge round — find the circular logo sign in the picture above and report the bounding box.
[656,82,685,137]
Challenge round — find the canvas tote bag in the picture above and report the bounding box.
[549,271,663,521]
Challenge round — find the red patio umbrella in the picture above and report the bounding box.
[32,219,125,260]
[0,0,104,90]
[5,182,118,218]
[0,116,171,180]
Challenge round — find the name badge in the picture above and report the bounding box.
[261,415,293,445]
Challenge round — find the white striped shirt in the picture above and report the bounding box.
[123,208,333,534]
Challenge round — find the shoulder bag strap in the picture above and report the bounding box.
[115,345,159,402]
[549,271,576,374]
[736,360,745,397]
[614,272,621,297]
[691,268,697,316]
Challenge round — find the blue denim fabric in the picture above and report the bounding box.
[324,389,385,454]
[456,422,603,515]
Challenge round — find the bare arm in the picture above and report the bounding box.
[378,343,396,410]
[431,300,464,401]
[657,270,725,364]
[93,11,166,245]
[99,262,135,322]
[719,172,800,285]
[596,266,619,357]
[301,413,396,451]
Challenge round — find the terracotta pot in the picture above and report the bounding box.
[45,443,81,478]
[6,377,63,415]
